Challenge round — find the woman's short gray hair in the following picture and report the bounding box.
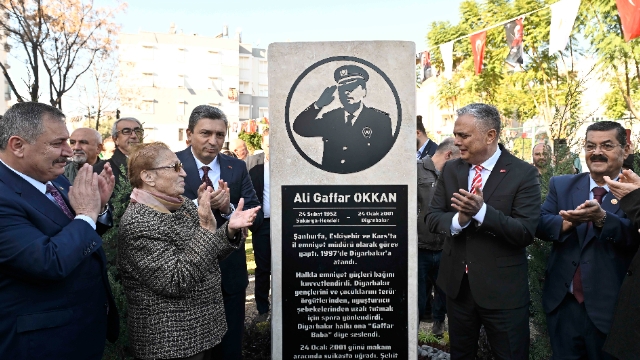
[456,103,501,133]
[0,102,65,150]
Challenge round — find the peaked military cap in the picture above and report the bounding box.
[334,65,369,85]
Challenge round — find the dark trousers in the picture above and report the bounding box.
[211,289,246,360]
[447,275,529,360]
[418,249,446,321]
[252,218,271,314]
[546,293,614,360]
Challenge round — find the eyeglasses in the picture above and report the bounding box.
[584,143,623,152]
[117,127,144,137]
[148,162,183,172]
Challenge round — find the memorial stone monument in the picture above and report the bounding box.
[269,41,417,359]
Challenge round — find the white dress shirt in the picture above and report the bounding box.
[417,139,430,159]
[0,159,96,229]
[451,147,502,234]
[263,160,270,218]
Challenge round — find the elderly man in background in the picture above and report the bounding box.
[0,102,118,359]
[230,138,249,161]
[417,137,460,336]
[537,121,639,360]
[94,117,143,188]
[64,127,104,183]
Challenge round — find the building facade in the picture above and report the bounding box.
[118,26,268,150]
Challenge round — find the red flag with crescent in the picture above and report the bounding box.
[470,31,487,75]
[616,0,640,41]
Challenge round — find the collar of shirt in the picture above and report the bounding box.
[0,158,50,194]
[191,147,220,189]
[467,147,502,190]
[417,139,430,158]
[344,103,364,125]
[588,175,618,194]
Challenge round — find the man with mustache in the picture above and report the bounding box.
[537,121,640,360]
[176,105,262,359]
[0,102,118,359]
[64,128,104,183]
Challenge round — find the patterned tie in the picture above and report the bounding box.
[46,184,74,219]
[201,166,215,189]
[573,186,608,304]
[470,165,484,194]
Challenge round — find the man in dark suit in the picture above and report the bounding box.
[602,168,640,360]
[0,102,119,359]
[293,64,394,174]
[426,103,540,359]
[246,128,271,320]
[417,115,437,160]
[537,121,639,360]
[176,105,262,359]
[94,117,142,189]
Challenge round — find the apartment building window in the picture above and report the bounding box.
[239,81,250,94]
[141,72,154,87]
[177,100,186,115]
[239,105,250,120]
[239,56,251,69]
[208,50,221,64]
[141,99,154,114]
[259,85,268,97]
[259,60,267,73]
[176,47,185,63]
[178,128,184,141]
[259,107,269,118]
[141,45,154,61]
[177,75,185,88]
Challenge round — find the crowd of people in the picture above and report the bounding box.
[1,99,639,360]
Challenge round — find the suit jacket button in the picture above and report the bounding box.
[343,147,347,150]
[92,241,96,246]
[572,261,577,266]
[628,270,633,276]
[341,160,345,163]
[367,143,370,146]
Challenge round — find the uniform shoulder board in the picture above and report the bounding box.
[372,108,389,116]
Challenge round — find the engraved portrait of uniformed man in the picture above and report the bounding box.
[292,64,396,174]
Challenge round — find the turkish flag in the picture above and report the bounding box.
[617,0,640,41]
[470,31,487,75]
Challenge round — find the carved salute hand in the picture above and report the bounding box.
[451,187,484,225]
[315,85,337,109]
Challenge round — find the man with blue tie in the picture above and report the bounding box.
[537,121,640,360]
[176,105,262,359]
[0,102,119,359]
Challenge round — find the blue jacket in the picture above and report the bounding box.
[0,161,118,359]
[536,172,639,333]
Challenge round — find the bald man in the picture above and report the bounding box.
[230,138,249,161]
[64,128,104,183]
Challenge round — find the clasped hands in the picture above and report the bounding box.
[451,186,485,225]
[559,201,606,232]
[69,163,115,222]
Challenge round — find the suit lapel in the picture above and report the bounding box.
[219,154,235,184]
[601,191,622,216]
[181,147,203,198]
[482,151,511,200]
[0,163,73,228]
[457,160,470,194]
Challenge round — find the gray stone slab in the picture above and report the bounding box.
[269,41,417,359]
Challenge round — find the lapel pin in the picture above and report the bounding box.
[500,169,506,173]
[228,165,232,169]
[611,199,618,205]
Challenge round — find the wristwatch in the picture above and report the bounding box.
[594,211,607,228]
[220,203,236,217]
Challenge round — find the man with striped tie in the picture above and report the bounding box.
[176,105,262,359]
[426,103,540,360]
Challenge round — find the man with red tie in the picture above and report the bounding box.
[176,105,262,359]
[537,121,640,360]
[426,103,540,359]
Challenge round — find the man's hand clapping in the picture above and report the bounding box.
[451,186,484,225]
[604,169,640,200]
[227,198,260,239]
[69,164,102,222]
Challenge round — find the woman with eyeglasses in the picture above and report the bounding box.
[117,142,259,360]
